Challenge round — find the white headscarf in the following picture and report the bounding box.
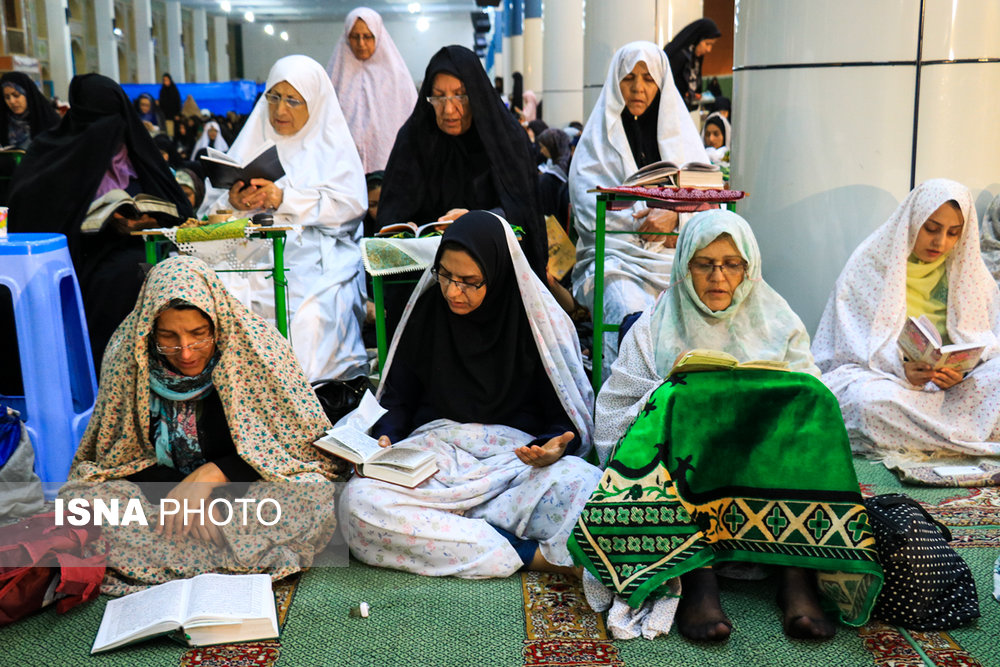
[223,55,365,211]
[192,120,229,154]
[700,111,730,164]
[326,7,417,173]
[648,208,818,377]
[378,212,595,452]
[813,178,1000,379]
[569,41,709,296]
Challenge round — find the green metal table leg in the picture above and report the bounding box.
[144,237,157,265]
[271,233,288,337]
[592,197,607,396]
[373,275,387,374]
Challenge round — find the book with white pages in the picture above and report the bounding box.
[314,425,438,488]
[200,142,285,190]
[91,574,278,653]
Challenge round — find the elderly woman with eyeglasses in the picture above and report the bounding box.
[326,7,416,173]
[568,210,882,642]
[64,256,345,594]
[199,55,368,384]
[339,211,602,579]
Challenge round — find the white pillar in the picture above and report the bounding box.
[165,0,184,83]
[212,15,229,82]
[732,1,1000,333]
[133,0,155,83]
[94,0,119,81]
[43,0,72,99]
[542,0,582,127]
[522,0,542,95]
[584,0,702,117]
[192,8,209,83]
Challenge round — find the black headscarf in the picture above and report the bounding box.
[621,91,662,168]
[8,73,193,252]
[0,72,59,147]
[663,18,721,111]
[397,211,539,424]
[158,73,181,119]
[511,71,524,113]
[703,114,728,146]
[536,128,571,174]
[378,46,547,279]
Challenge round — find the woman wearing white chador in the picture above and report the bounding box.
[569,41,709,372]
[813,179,1000,484]
[200,55,368,381]
[340,211,602,577]
[326,7,417,173]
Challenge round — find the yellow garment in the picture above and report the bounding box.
[906,253,949,343]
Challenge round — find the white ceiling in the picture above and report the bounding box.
[178,0,484,22]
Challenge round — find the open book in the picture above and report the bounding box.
[622,160,723,189]
[669,348,790,375]
[314,425,438,488]
[200,143,285,190]
[897,315,984,373]
[92,573,278,653]
[82,189,180,234]
[376,220,452,239]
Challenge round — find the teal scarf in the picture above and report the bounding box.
[149,352,219,474]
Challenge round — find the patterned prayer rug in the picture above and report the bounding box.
[522,572,623,667]
[178,573,300,667]
[859,621,984,667]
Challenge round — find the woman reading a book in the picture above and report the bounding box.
[326,7,417,173]
[813,179,1000,485]
[663,18,721,114]
[8,73,193,371]
[569,41,711,374]
[63,255,344,595]
[340,211,602,578]
[569,209,881,642]
[199,55,369,384]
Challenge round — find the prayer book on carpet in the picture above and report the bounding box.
[669,348,790,375]
[314,425,438,488]
[200,142,284,190]
[91,573,278,653]
[897,315,984,373]
[622,160,723,189]
[82,189,180,234]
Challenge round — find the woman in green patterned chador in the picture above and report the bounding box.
[569,210,882,642]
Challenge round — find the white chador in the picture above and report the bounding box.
[813,179,1000,476]
[201,55,368,381]
[569,41,709,372]
[326,7,417,173]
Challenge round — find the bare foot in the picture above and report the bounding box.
[777,567,836,640]
[677,568,732,641]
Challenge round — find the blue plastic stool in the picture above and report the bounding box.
[0,233,97,495]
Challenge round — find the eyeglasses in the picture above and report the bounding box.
[426,94,469,108]
[432,268,486,293]
[155,337,214,356]
[264,92,305,109]
[688,259,747,277]
[348,33,375,43]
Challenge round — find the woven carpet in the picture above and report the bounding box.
[0,457,996,666]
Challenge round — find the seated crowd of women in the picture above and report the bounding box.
[6,10,999,648]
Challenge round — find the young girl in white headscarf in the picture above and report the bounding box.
[326,7,417,173]
[192,119,229,155]
[569,41,710,374]
[813,179,1000,486]
[200,55,368,383]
